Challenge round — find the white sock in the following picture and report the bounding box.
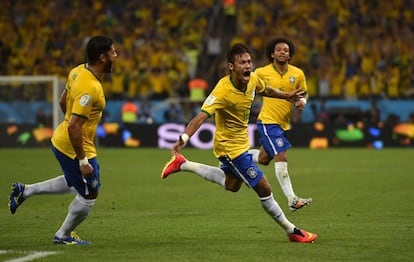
[248,149,260,163]
[275,162,295,200]
[23,175,75,198]
[260,193,295,234]
[55,194,95,238]
[181,160,225,188]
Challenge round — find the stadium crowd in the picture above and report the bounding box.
[224,0,414,100]
[1,0,213,101]
[1,0,413,102]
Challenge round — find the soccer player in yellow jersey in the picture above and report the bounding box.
[162,43,317,243]
[248,38,312,211]
[9,36,117,245]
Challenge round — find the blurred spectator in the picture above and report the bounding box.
[109,65,128,100]
[317,67,331,98]
[364,99,381,126]
[121,99,138,124]
[35,106,52,127]
[137,100,154,124]
[147,67,171,100]
[164,102,184,123]
[311,98,330,122]
[407,112,414,124]
[386,66,400,99]
[223,0,237,34]
[206,31,223,73]
[358,73,371,99]
[128,64,151,99]
[384,113,400,128]
[187,76,208,102]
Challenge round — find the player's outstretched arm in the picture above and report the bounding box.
[262,86,304,102]
[171,111,209,154]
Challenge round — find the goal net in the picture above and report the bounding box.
[0,75,64,129]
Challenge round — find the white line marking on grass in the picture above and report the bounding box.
[0,250,60,262]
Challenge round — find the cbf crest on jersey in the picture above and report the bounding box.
[289,76,296,84]
[247,167,257,179]
[276,138,284,147]
[79,94,92,106]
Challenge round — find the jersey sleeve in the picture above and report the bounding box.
[71,79,97,119]
[253,72,266,94]
[201,87,223,116]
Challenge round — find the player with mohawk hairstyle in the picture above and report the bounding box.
[162,43,317,243]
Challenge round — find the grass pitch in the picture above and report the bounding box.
[1,148,413,261]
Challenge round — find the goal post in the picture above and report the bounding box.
[0,75,63,129]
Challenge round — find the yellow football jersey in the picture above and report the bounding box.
[201,73,265,159]
[255,64,307,130]
[52,64,106,159]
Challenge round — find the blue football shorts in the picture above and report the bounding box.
[51,145,101,197]
[218,152,264,188]
[256,122,292,157]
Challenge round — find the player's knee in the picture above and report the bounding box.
[225,180,242,192]
[226,186,240,192]
[254,177,272,197]
[258,155,271,165]
[275,151,288,162]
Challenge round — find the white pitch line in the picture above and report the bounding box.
[1,251,60,262]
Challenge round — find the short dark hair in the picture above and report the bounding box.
[86,36,114,64]
[227,43,250,64]
[265,37,295,62]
